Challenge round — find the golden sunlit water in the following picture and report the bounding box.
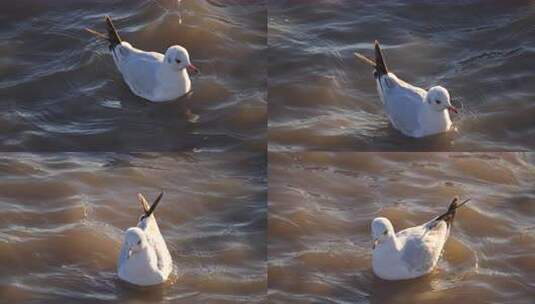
[0,0,266,151]
[1,1,534,303]
[268,152,535,303]
[268,0,535,151]
[0,153,266,303]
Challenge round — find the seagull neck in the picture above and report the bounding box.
[132,245,159,269]
[160,65,189,78]
[155,65,191,100]
[422,101,434,113]
[121,246,164,285]
[422,103,451,127]
[159,65,191,89]
[385,235,402,252]
[422,101,445,115]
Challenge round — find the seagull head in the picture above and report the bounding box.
[371,217,394,249]
[164,45,199,75]
[124,227,148,258]
[426,86,457,114]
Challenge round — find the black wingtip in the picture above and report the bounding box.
[437,196,471,228]
[104,15,122,49]
[374,40,388,77]
[450,196,459,209]
[145,191,164,217]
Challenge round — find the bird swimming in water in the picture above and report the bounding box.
[371,197,470,280]
[117,192,173,286]
[355,41,458,138]
[87,16,199,102]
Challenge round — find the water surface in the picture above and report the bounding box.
[269,152,535,303]
[268,0,535,151]
[0,0,266,151]
[0,152,267,303]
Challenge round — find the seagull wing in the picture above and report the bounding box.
[118,51,163,99]
[138,217,173,275]
[397,226,430,272]
[377,74,427,136]
[398,220,449,276]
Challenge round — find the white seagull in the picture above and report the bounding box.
[371,197,470,280]
[118,192,173,286]
[87,16,199,102]
[355,41,458,138]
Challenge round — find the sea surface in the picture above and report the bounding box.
[0,0,266,151]
[268,0,535,151]
[268,152,535,303]
[0,152,267,303]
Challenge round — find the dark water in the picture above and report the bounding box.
[0,153,267,303]
[268,152,535,303]
[0,0,266,151]
[268,0,535,151]
[1,1,534,303]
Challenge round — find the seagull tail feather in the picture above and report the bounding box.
[435,197,471,228]
[374,40,388,77]
[105,15,122,50]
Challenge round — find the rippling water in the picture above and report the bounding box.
[0,153,267,303]
[268,0,535,151]
[0,0,266,151]
[2,1,534,303]
[268,152,535,303]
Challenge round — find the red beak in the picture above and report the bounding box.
[447,105,458,114]
[187,64,199,75]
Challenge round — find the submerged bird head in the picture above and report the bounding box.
[426,86,458,114]
[371,217,395,249]
[164,45,199,74]
[124,227,148,257]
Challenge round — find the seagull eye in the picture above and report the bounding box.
[435,100,441,104]
[383,230,388,235]
[137,240,141,245]
[175,59,181,64]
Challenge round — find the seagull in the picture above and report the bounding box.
[371,197,470,280]
[354,41,458,138]
[86,16,199,102]
[118,192,173,286]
